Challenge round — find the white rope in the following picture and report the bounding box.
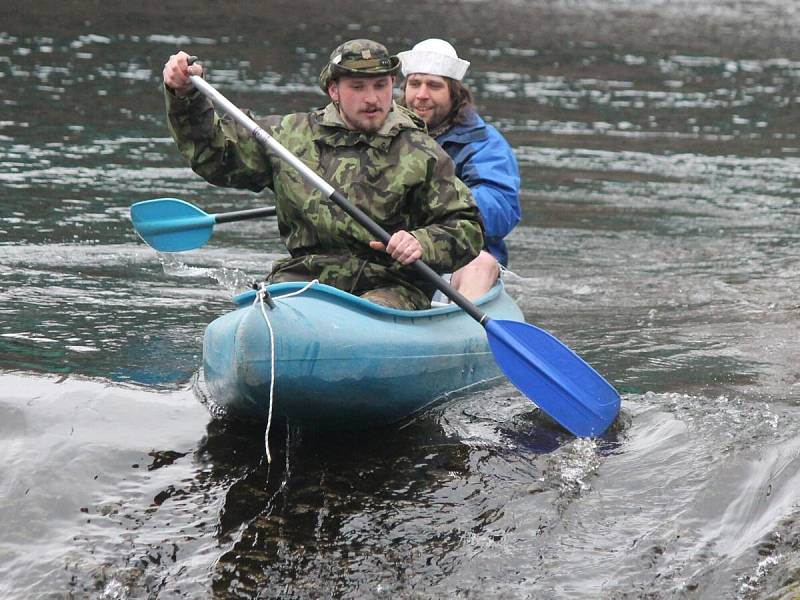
[272,279,319,301]
[255,286,277,463]
[255,279,319,463]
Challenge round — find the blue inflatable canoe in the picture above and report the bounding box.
[202,280,525,427]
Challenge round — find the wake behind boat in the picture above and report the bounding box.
[202,279,525,427]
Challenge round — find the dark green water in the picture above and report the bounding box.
[2,1,800,598]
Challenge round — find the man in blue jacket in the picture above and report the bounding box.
[399,39,521,299]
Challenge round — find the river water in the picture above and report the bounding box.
[2,1,800,598]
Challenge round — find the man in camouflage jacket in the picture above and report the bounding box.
[162,39,484,310]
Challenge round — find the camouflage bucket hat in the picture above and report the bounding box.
[319,39,401,93]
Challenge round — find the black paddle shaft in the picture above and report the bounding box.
[214,206,277,224]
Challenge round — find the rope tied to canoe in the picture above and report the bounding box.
[255,279,319,463]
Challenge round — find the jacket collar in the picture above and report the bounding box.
[436,111,489,144]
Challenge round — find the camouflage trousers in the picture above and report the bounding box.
[268,254,430,311]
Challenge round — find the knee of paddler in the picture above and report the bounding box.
[359,288,419,310]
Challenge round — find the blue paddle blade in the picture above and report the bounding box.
[485,319,620,437]
[130,198,215,252]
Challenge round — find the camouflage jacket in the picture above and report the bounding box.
[164,88,484,308]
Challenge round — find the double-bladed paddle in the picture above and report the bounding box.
[135,62,621,437]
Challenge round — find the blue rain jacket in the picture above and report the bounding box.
[436,112,521,266]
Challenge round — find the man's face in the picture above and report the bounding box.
[328,75,395,133]
[404,74,453,129]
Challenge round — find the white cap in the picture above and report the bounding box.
[397,38,470,81]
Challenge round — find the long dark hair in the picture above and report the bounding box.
[400,77,476,126]
[446,78,476,125]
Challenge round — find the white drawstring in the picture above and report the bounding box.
[255,279,319,463]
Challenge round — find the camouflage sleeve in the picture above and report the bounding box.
[408,141,485,273]
[164,84,276,192]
